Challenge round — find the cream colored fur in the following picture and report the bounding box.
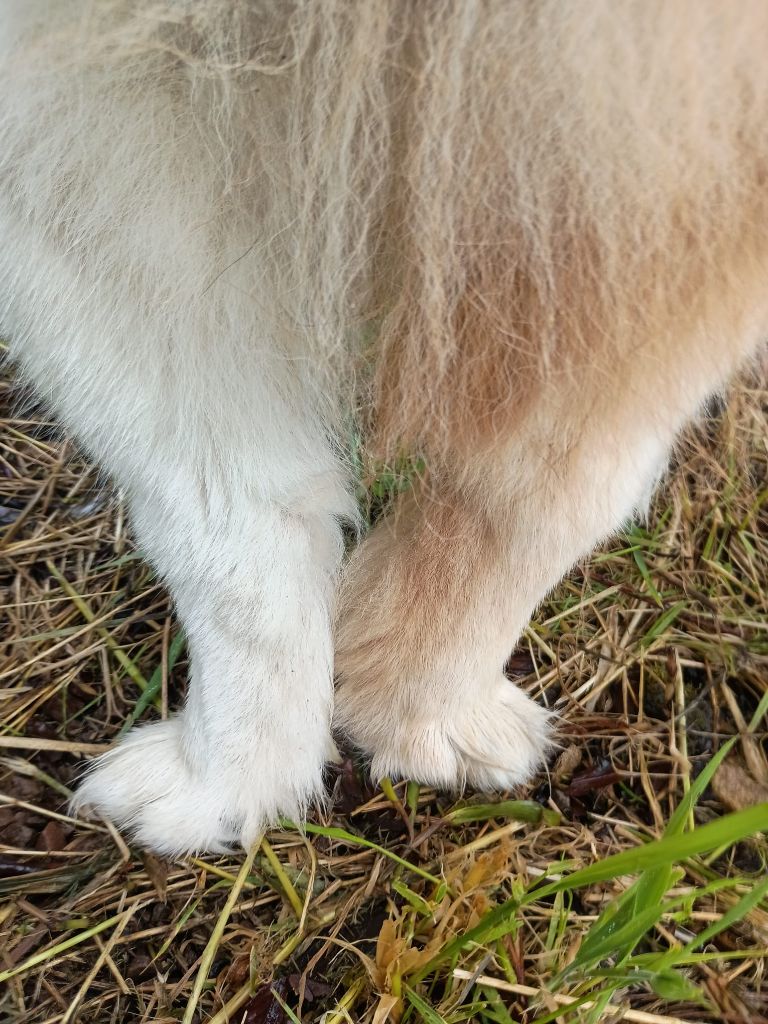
[1,2,766,854]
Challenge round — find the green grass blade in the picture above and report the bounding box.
[281,821,443,886]
[410,804,768,985]
[641,601,687,645]
[405,985,448,1023]
[571,735,739,970]
[647,874,768,972]
[631,545,663,606]
[447,800,560,826]
[664,736,737,837]
[530,803,768,901]
[560,895,684,979]
[118,631,185,735]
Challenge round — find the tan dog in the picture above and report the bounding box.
[1,2,766,854]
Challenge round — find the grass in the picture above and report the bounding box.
[1,359,767,1023]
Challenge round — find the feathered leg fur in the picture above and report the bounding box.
[335,323,767,786]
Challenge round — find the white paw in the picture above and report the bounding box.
[71,716,327,856]
[335,675,553,791]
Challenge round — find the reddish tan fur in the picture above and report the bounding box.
[338,205,768,781]
[360,5,768,466]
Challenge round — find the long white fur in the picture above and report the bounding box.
[0,2,361,854]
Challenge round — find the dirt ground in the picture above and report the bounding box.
[1,358,767,1024]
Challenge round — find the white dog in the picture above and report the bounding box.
[1,2,766,854]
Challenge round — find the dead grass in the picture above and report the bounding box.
[0,357,767,1024]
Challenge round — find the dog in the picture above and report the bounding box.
[1,2,766,855]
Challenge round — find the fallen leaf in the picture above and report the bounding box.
[288,973,332,1003]
[566,764,620,797]
[242,979,289,1024]
[38,821,66,852]
[372,993,402,1024]
[712,759,768,813]
[504,651,535,677]
[141,851,168,903]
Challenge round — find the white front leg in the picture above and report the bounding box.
[74,480,348,855]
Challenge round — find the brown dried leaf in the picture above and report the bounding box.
[38,821,65,852]
[242,980,289,1024]
[372,994,402,1024]
[462,843,511,892]
[712,759,768,813]
[566,764,621,797]
[140,851,168,903]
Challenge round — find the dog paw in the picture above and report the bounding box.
[335,674,553,791]
[71,716,326,856]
